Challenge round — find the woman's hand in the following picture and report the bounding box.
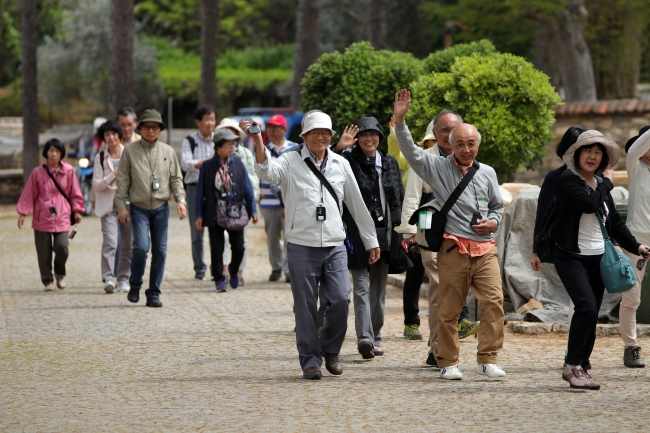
[603,164,615,182]
[74,212,82,224]
[393,89,411,124]
[252,214,259,225]
[17,214,26,229]
[334,125,359,152]
[530,253,542,271]
[389,115,396,130]
[195,218,203,231]
[638,245,650,261]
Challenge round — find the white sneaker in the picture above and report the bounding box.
[104,278,116,294]
[440,365,463,380]
[116,280,130,293]
[478,363,506,378]
[55,274,66,289]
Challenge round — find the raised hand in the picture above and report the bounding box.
[603,164,615,182]
[393,89,411,124]
[389,115,396,130]
[335,125,359,151]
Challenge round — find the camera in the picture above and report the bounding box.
[246,118,261,134]
[470,211,483,227]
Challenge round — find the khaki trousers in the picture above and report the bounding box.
[421,250,440,357]
[436,238,504,368]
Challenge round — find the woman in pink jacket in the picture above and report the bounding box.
[17,139,84,291]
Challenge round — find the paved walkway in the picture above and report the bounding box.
[1,206,649,432]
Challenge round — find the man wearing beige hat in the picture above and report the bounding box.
[242,111,380,380]
[116,109,187,308]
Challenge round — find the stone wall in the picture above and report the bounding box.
[0,169,23,204]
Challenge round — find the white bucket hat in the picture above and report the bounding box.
[300,111,336,137]
[418,120,437,147]
[563,130,619,176]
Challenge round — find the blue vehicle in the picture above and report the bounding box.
[229,108,304,148]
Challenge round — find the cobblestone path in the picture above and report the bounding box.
[1,208,649,431]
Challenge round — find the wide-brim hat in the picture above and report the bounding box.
[418,120,436,147]
[213,128,240,144]
[563,130,619,175]
[355,116,384,141]
[215,118,244,141]
[138,109,166,131]
[300,111,336,137]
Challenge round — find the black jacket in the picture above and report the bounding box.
[552,170,639,255]
[337,146,404,269]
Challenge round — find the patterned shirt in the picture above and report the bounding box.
[181,131,214,185]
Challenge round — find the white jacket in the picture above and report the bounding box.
[92,144,124,217]
[395,144,440,235]
[255,144,379,249]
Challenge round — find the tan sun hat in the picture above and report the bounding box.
[563,130,619,175]
[215,118,244,141]
[418,121,437,147]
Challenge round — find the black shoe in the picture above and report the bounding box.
[127,288,140,303]
[303,367,322,380]
[269,270,282,282]
[285,275,291,283]
[194,274,205,280]
[322,351,343,375]
[146,297,163,308]
[358,339,375,359]
[426,353,438,367]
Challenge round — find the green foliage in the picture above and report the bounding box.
[154,39,292,100]
[299,42,424,134]
[422,39,497,73]
[409,53,562,182]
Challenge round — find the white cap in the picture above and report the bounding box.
[300,112,336,138]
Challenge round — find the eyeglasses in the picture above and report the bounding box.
[140,124,161,131]
[308,130,331,138]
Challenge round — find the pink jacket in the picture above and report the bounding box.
[92,144,124,217]
[17,162,85,233]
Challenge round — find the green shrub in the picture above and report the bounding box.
[409,53,562,182]
[219,44,294,70]
[422,39,497,73]
[300,41,423,134]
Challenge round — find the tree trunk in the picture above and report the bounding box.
[199,0,218,106]
[21,0,39,184]
[368,0,387,49]
[544,1,597,102]
[109,0,135,115]
[291,0,320,108]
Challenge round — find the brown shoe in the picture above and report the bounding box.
[372,346,384,356]
[561,365,592,389]
[302,367,322,380]
[322,351,342,375]
[358,340,374,359]
[624,346,645,368]
[583,370,601,390]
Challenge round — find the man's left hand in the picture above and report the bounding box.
[471,219,496,235]
[368,247,381,264]
[178,202,187,220]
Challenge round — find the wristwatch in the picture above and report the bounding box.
[178,199,187,205]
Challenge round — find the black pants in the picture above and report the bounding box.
[553,247,604,370]
[403,251,470,325]
[208,225,245,282]
[34,230,69,285]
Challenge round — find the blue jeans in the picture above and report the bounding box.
[129,203,169,299]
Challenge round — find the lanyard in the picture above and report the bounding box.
[141,141,160,179]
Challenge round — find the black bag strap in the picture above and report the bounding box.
[99,150,105,169]
[186,135,198,154]
[42,164,72,206]
[304,157,340,213]
[439,161,480,216]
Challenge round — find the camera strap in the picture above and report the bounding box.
[440,161,480,217]
[43,164,73,206]
[304,157,340,214]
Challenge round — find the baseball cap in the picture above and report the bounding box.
[267,114,287,129]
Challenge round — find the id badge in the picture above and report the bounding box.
[316,206,326,221]
[418,210,427,230]
[152,179,160,191]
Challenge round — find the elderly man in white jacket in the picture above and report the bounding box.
[242,112,380,380]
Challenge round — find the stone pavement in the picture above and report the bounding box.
[1,205,650,432]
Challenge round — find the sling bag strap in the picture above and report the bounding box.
[304,157,341,213]
[43,164,72,204]
[438,161,480,217]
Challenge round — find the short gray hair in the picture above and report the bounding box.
[116,107,137,121]
[449,125,482,146]
[432,110,463,131]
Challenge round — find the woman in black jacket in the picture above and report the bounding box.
[332,117,406,359]
[552,130,649,390]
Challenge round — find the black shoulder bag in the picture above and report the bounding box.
[408,162,479,252]
[533,195,560,263]
[42,165,76,225]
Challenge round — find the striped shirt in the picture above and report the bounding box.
[260,138,297,209]
[181,131,214,185]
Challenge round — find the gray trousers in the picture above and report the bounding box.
[34,230,69,285]
[351,260,389,347]
[287,242,350,370]
[101,206,133,282]
[261,208,289,276]
[186,184,207,276]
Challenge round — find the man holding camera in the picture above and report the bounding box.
[393,89,506,380]
[115,109,187,308]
